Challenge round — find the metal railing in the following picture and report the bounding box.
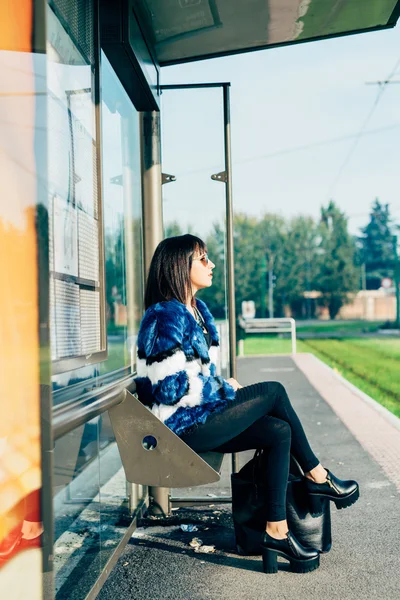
[238,317,297,355]
[53,375,135,441]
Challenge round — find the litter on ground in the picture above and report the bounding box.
[180,524,198,532]
[195,545,216,554]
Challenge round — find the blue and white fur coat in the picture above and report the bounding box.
[135,298,236,436]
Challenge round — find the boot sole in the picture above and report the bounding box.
[309,485,360,516]
[262,548,320,574]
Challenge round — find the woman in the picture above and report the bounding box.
[135,234,359,574]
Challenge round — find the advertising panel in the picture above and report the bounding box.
[0,3,44,599]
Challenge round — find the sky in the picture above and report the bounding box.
[160,20,400,239]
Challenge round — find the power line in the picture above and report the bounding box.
[365,80,400,85]
[326,56,400,198]
[172,121,400,179]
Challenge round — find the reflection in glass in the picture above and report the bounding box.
[50,50,143,395]
[53,414,133,597]
[53,418,101,599]
[136,0,399,64]
[47,0,104,371]
[99,51,143,376]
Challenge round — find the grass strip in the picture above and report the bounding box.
[301,339,400,413]
[295,320,383,334]
[245,336,400,399]
[341,337,400,361]
[243,337,308,355]
[243,334,400,419]
[300,341,400,419]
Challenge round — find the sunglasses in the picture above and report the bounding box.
[192,253,210,265]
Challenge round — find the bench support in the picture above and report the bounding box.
[108,389,224,488]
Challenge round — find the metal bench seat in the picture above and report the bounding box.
[108,388,224,488]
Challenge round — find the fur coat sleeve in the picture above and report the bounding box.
[134,298,236,436]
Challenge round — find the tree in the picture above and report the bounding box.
[359,199,396,289]
[257,214,287,317]
[164,220,183,238]
[282,215,320,318]
[233,214,263,316]
[104,216,126,331]
[198,223,227,317]
[200,214,264,319]
[316,201,358,319]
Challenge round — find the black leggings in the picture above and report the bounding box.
[180,381,320,521]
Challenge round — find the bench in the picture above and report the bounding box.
[108,386,307,519]
[238,317,297,355]
[108,388,224,488]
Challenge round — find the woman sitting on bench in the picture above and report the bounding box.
[135,234,359,575]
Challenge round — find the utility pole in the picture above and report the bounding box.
[260,255,267,317]
[268,268,274,318]
[361,263,366,291]
[306,246,312,319]
[393,235,400,329]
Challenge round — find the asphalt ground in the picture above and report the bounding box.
[98,356,400,600]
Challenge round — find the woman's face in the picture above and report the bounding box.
[190,249,215,295]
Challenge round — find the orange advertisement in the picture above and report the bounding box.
[0,1,43,595]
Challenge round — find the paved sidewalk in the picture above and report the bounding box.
[98,355,400,600]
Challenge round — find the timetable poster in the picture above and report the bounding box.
[69,89,96,218]
[53,195,78,277]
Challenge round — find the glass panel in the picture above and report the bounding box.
[50,47,144,599]
[50,49,144,398]
[99,51,144,377]
[98,413,132,569]
[53,418,101,599]
[161,86,230,377]
[135,0,399,65]
[162,86,231,501]
[47,0,106,374]
[53,416,136,593]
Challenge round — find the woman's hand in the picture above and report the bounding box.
[226,377,243,391]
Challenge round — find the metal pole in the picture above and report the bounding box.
[223,85,238,474]
[140,111,170,515]
[290,319,297,355]
[140,111,164,268]
[268,268,274,318]
[393,235,400,329]
[260,255,267,317]
[306,248,311,319]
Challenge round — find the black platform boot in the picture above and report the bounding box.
[261,530,320,574]
[305,469,359,516]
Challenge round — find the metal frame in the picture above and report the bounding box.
[139,108,165,513]
[171,497,232,507]
[53,375,135,441]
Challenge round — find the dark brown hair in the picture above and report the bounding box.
[144,234,207,309]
